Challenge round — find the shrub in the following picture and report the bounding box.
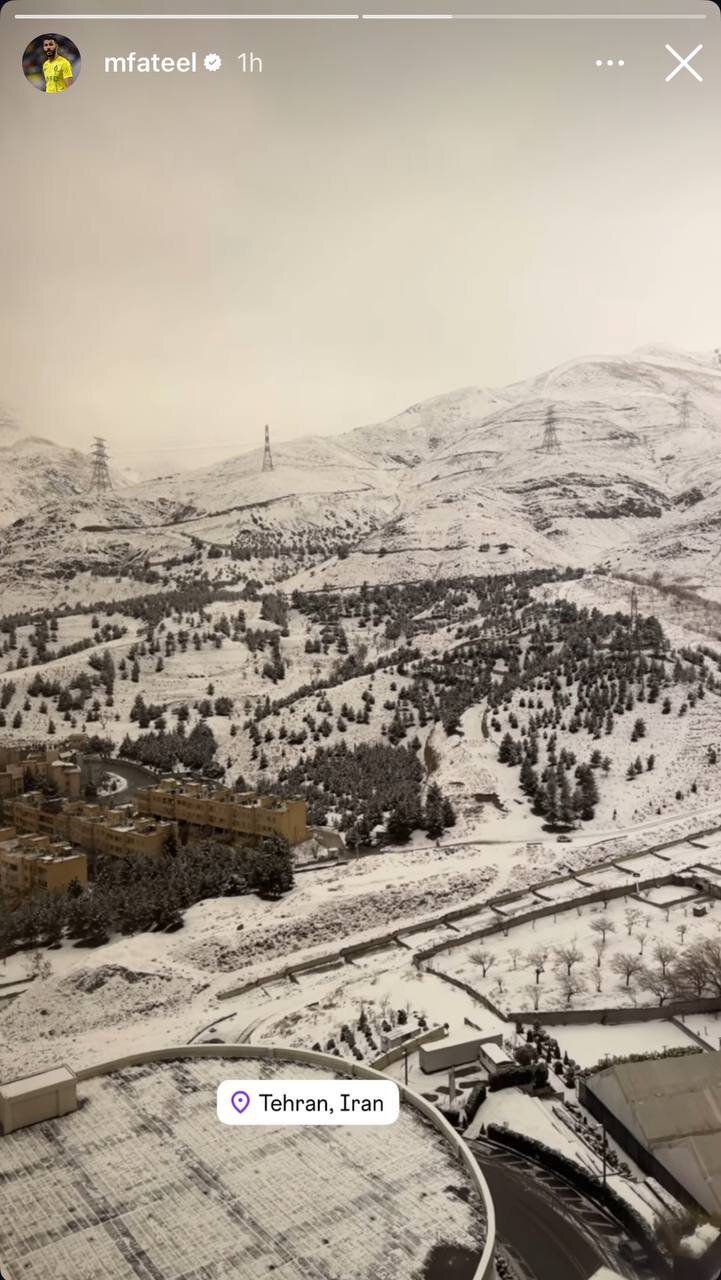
[488,1065,534,1092]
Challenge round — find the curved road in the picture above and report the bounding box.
[470,1141,642,1280]
[83,755,159,804]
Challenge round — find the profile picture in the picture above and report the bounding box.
[22,33,81,93]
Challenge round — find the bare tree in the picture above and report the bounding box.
[635,931,648,957]
[471,948,495,979]
[508,947,523,971]
[592,937,606,968]
[671,939,721,998]
[559,971,587,1008]
[676,923,688,946]
[611,951,643,989]
[653,942,677,977]
[555,942,583,976]
[590,916,615,945]
[527,947,548,985]
[699,938,721,996]
[523,983,542,1012]
[624,907,642,937]
[640,966,674,1007]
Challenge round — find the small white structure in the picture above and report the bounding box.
[420,1031,502,1074]
[380,1025,420,1053]
[0,1066,77,1134]
[478,1042,514,1077]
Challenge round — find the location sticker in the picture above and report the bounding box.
[217,1079,400,1126]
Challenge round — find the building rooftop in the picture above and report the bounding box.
[1,1066,75,1100]
[592,1051,721,1215]
[0,840,81,865]
[0,1049,492,1280]
[147,780,298,812]
[480,1042,513,1066]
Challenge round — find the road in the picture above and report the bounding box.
[470,1141,642,1280]
[83,755,158,804]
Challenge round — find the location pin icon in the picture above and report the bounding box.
[231,1090,251,1115]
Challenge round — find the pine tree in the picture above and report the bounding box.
[424,782,445,838]
[558,770,574,827]
[387,801,412,844]
[519,756,538,795]
[577,763,599,819]
[546,774,560,825]
[441,796,456,828]
[532,782,548,816]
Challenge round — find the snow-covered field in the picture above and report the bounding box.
[549,1019,694,1068]
[431,872,721,1015]
[0,840,504,1078]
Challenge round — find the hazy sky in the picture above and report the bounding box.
[1,0,720,472]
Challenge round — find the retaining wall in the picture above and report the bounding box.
[414,872,676,966]
[503,995,721,1027]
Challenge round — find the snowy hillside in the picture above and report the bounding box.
[3,344,721,598]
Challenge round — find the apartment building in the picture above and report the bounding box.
[0,744,81,801]
[8,795,173,859]
[0,830,87,903]
[136,779,308,846]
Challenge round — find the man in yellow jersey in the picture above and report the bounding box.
[42,36,74,92]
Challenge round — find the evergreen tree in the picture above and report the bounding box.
[441,796,456,828]
[424,782,445,839]
[558,770,574,827]
[545,774,559,825]
[387,801,413,844]
[248,835,294,898]
[519,756,538,796]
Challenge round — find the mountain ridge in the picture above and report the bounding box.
[3,344,721,601]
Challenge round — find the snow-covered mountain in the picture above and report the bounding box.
[3,344,721,600]
[0,435,97,526]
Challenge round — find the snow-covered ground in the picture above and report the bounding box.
[677,1010,721,1049]
[549,1019,694,1069]
[430,867,721,1015]
[0,841,504,1078]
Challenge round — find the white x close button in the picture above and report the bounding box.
[665,43,703,82]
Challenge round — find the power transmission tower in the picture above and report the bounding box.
[678,389,691,429]
[262,424,274,472]
[89,437,113,497]
[541,405,560,453]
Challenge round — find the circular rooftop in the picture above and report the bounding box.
[0,1046,494,1280]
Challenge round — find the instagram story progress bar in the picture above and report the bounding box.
[12,11,711,18]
